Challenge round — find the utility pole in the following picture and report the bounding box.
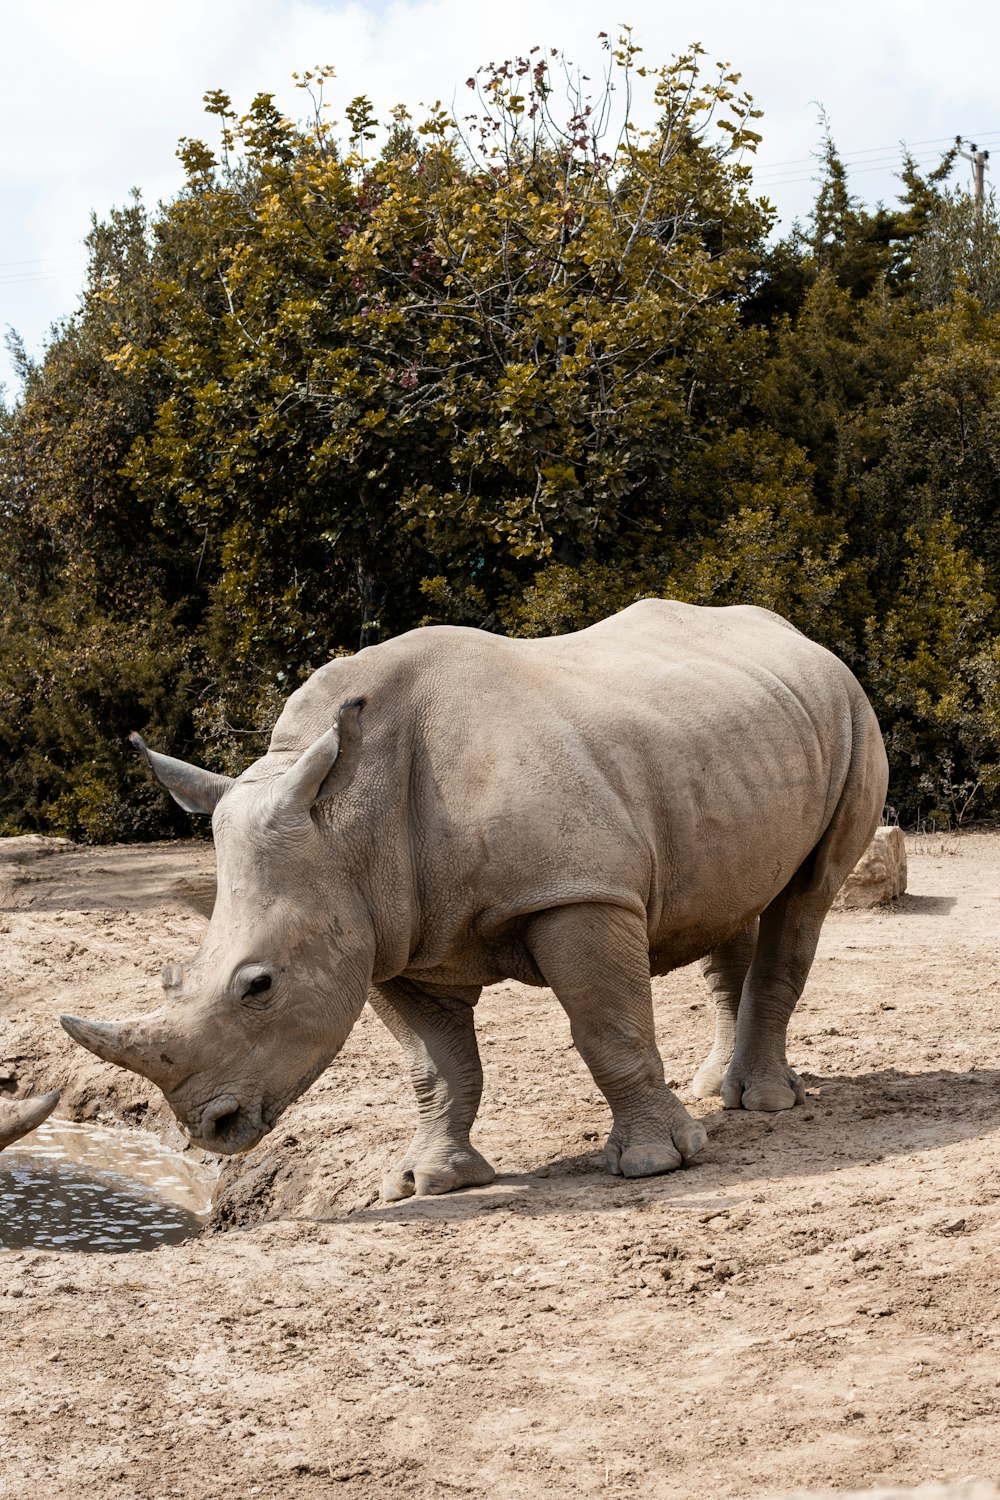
[956,136,990,215]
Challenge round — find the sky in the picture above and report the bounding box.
[2,0,999,399]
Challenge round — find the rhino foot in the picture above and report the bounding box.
[381,1139,496,1202]
[605,1112,708,1178]
[721,1060,806,1112]
[691,1049,731,1100]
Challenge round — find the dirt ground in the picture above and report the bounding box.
[1,831,999,1500]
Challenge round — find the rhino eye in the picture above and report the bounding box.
[236,964,276,1005]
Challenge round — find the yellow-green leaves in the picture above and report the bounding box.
[8,33,1000,840]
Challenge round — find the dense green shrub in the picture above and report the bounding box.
[2,36,999,834]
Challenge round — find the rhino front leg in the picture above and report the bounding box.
[528,904,707,1177]
[692,921,758,1099]
[369,978,495,1201]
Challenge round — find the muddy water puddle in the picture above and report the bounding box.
[0,1119,217,1252]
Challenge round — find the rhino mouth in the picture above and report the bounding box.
[189,1094,268,1155]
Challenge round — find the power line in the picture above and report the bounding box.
[757,149,951,180]
[756,141,1000,193]
[754,129,1000,174]
[0,252,86,270]
[755,137,1000,183]
[759,155,964,189]
[0,268,87,289]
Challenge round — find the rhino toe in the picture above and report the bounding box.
[606,1112,707,1177]
[618,1142,683,1176]
[722,1061,806,1112]
[381,1142,495,1202]
[381,1166,417,1202]
[691,1052,730,1099]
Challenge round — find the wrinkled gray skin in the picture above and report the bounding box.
[61,601,888,1199]
[0,1091,59,1151]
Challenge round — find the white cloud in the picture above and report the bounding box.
[3,0,998,394]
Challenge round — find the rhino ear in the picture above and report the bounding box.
[276,698,366,817]
[130,733,234,816]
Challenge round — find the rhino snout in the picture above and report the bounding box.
[191,1094,267,1155]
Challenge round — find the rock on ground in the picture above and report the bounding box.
[835,825,908,909]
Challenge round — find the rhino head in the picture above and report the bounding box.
[61,699,374,1155]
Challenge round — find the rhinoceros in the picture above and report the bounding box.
[61,600,887,1198]
[0,1091,59,1151]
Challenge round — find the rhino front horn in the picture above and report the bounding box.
[0,1090,61,1151]
[60,1013,173,1086]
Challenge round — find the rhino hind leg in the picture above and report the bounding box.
[722,689,888,1112]
[723,716,885,1112]
[528,904,707,1178]
[369,978,495,1201]
[719,874,822,1112]
[692,920,759,1098]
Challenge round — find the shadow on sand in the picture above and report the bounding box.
[888,892,958,916]
[0,842,214,916]
[338,1065,1000,1227]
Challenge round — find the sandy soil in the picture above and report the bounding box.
[1,832,1000,1499]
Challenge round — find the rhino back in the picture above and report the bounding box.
[266,600,881,973]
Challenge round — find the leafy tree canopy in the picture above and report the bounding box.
[2,33,1000,834]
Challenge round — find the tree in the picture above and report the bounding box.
[1,35,780,836]
[0,199,213,839]
[913,188,1000,313]
[4,39,1000,837]
[863,516,1000,821]
[890,144,961,288]
[858,300,1000,585]
[810,128,895,298]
